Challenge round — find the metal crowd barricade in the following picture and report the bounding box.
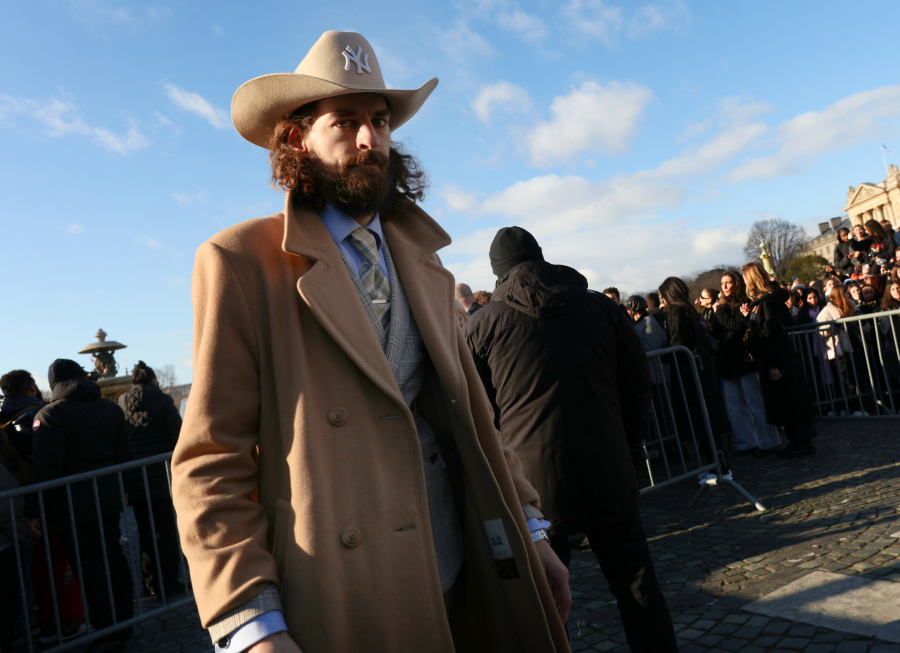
[785,308,900,419]
[639,345,766,512]
[1,453,192,653]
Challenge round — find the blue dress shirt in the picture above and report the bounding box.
[319,204,390,286]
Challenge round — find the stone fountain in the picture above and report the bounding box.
[78,329,132,401]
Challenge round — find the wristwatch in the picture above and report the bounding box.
[531,528,549,544]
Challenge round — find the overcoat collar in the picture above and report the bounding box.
[281,194,454,409]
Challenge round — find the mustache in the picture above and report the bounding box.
[342,150,389,169]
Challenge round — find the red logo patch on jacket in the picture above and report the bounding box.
[33,420,41,431]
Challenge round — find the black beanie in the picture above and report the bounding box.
[47,359,87,387]
[489,226,543,276]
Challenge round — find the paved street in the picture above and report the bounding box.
[569,419,900,652]
[41,419,899,653]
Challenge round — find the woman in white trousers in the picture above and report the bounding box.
[711,272,782,456]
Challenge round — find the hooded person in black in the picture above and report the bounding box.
[25,359,134,650]
[464,227,676,653]
[118,361,184,599]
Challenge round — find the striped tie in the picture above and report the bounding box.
[348,227,391,330]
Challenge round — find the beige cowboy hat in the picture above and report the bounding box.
[232,31,438,148]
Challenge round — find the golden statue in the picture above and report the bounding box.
[759,240,775,276]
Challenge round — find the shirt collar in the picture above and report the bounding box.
[319,204,384,250]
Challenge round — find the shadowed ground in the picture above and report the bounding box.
[28,419,898,653]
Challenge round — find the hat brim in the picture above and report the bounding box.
[232,73,438,148]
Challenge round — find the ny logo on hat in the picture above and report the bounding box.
[342,45,371,74]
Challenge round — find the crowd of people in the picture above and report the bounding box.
[454,232,900,467]
[5,237,899,653]
[0,361,183,653]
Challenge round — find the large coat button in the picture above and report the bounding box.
[341,528,361,548]
[328,408,348,426]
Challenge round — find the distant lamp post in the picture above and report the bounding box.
[78,329,127,378]
[759,240,775,276]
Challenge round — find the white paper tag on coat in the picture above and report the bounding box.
[483,518,513,560]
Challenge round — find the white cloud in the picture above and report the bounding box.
[627,1,688,37]
[563,0,687,46]
[480,173,682,233]
[728,85,900,182]
[563,0,623,45]
[212,24,226,36]
[440,184,479,213]
[153,111,174,126]
[528,81,655,165]
[444,217,747,295]
[0,93,149,154]
[496,9,548,44]
[436,21,494,63]
[135,236,163,249]
[163,84,230,129]
[444,84,900,294]
[654,122,769,180]
[66,224,84,234]
[471,81,534,125]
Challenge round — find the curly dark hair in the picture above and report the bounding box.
[0,370,35,397]
[268,101,428,216]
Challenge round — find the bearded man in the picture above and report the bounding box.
[171,31,571,653]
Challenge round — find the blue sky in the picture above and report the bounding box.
[2,0,899,388]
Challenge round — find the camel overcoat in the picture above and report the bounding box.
[171,195,569,653]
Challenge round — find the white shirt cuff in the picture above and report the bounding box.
[214,611,287,652]
[526,517,551,533]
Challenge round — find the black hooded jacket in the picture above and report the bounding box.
[24,377,132,527]
[834,239,854,271]
[118,383,182,501]
[464,261,652,535]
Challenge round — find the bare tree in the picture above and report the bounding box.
[743,218,808,277]
[156,364,177,391]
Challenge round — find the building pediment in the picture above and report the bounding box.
[846,182,886,209]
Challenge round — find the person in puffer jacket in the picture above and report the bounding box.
[118,361,184,599]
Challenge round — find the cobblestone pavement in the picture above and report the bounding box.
[33,419,899,653]
[569,419,900,652]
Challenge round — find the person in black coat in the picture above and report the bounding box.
[711,272,782,456]
[851,219,896,272]
[465,227,676,652]
[0,369,46,464]
[24,359,134,646]
[118,361,184,599]
[741,263,817,457]
[658,277,730,468]
[833,228,855,272]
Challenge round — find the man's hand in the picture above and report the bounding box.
[247,632,303,653]
[534,538,572,624]
[29,518,42,537]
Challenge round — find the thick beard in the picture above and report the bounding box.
[297,150,391,218]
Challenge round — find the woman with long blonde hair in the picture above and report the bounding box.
[740,262,817,457]
[710,271,780,456]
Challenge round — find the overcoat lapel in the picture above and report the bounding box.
[281,196,405,409]
[380,203,459,399]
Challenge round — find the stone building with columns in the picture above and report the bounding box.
[797,164,900,263]
[844,164,900,226]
